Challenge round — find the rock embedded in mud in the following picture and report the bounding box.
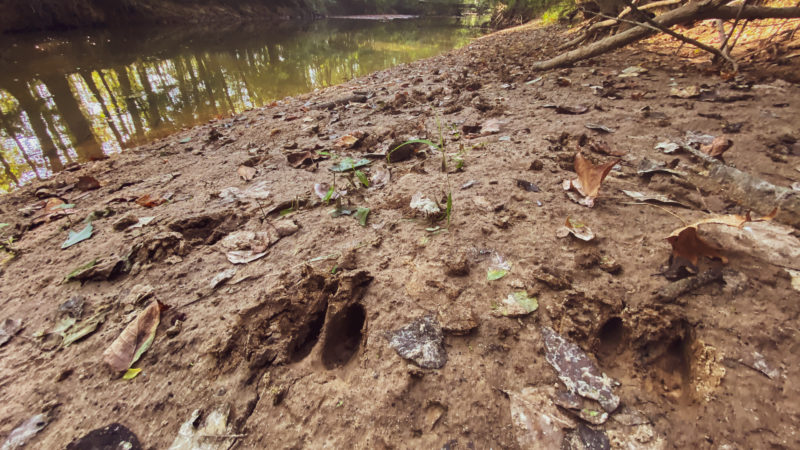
[438,306,478,336]
[388,314,447,369]
[541,326,620,413]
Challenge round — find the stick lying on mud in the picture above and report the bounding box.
[656,267,723,302]
[680,145,800,228]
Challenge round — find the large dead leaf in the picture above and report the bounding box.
[102,300,166,372]
[665,209,778,274]
[562,153,619,207]
[666,227,727,272]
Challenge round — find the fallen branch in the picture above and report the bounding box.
[533,1,800,71]
[532,0,730,71]
[623,0,739,70]
[656,266,722,302]
[558,0,684,50]
[680,144,800,228]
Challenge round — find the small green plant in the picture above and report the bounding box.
[390,110,455,228]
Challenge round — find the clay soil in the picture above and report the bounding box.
[1,19,800,449]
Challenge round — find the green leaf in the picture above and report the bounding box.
[317,151,331,156]
[62,310,107,347]
[487,268,508,281]
[0,223,9,229]
[330,157,370,172]
[509,292,538,313]
[279,207,295,217]
[322,185,335,204]
[64,259,98,282]
[179,137,191,143]
[330,264,338,274]
[355,170,369,188]
[122,368,142,380]
[445,193,453,227]
[354,207,369,226]
[62,223,93,249]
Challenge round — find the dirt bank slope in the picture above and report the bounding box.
[1,21,799,449]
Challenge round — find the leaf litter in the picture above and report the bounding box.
[555,217,595,241]
[103,300,167,373]
[563,153,619,207]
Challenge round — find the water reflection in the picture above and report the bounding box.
[0,17,482,191]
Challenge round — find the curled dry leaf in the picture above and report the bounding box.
[555,217,594,241]
[102,300,166,372]
[666,227,727,273]
[135,194,167,208]
[286,151,322,168]
[334,131,365,149]
[700,136,733,158]
[562,153,619,207]
[237,165,256,181]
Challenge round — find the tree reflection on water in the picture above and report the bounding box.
[0,17,481,191]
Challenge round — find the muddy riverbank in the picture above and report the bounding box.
[1,20,799,448]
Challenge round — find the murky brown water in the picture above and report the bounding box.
[0,17,483,191]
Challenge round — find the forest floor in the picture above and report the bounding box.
[1,18,800,449]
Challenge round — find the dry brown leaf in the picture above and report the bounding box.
[76,176,101,191]
[667,227,728,269]
[43,197,66,214]
[102,300,165,372]
[562,153,619,207]
[237,165,256,181]
[334,131,365,149]
[665,209,777,275]
[135,194,167,208]
[286,151,319,168]
[700,136,733,158]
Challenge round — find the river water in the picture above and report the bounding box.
[0,17,484,191]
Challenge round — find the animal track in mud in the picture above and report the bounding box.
[218,269,373,373]
[322,303,366,369]
[289,299,328,362]
[168,210,242,245]
[596,316,625,360]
